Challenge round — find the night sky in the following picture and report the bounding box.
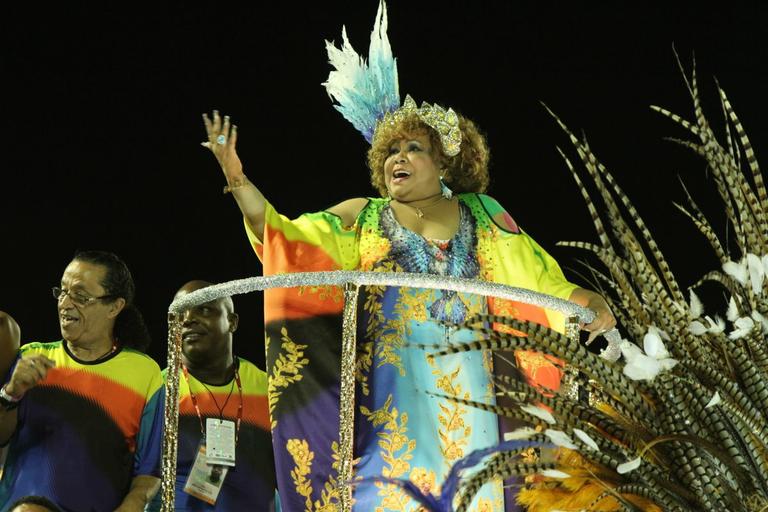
[3,2,767,368]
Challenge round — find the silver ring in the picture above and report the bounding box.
[216,134,227,145]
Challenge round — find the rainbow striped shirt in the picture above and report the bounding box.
[148,357,275,511]
[0,340,163,512]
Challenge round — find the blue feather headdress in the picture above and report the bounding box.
[323,1,462,156]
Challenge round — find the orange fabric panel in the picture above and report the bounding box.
[261,225,340,275]
[488,297,564,392]
[40,367,145,444]
[262,228,345,321]
[179,393,271,431]
[264,288,345,321]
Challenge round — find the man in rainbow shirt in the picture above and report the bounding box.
[149,280,276,511]
[0,250,163,511]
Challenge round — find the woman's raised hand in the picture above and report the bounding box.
[201,110,267,238]
[202,110,244,183]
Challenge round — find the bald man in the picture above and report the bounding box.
[149,281,276,511]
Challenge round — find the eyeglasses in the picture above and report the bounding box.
[52,286,115,307]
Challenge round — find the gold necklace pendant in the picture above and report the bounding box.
[393,195,445,219]
[412,197,444,218]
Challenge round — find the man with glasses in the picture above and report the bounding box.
[0,250,164,512]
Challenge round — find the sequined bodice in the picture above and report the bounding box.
[378,202,481,324]
[379,202,480,279]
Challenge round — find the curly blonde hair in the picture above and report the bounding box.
[366,111,490,197]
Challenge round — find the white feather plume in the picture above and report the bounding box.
[541,469,571,479]
[544,429,578,450]
[503,427,537,441]
[689,289,703,318]
[746,253,765,295]
[723,260,749,286]
[643,328,669,359]
[705,315,725,334]
[689,320,707,335]
[705,391,721,409]
[623,354,663,381]
[729,316,755,340]
[520,404,556,425]
[573,428,601,451]
[648,325,671,341]
[617,457,642,474]
[621,338,677,381]
[727,296,739,322]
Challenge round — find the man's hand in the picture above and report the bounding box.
[5,355,55,399]
[114,475,160,512]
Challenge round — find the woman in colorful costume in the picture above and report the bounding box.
[200,3,614,510]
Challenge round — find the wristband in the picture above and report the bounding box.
[0,385,20,411]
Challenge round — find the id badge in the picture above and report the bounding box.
[206,418,236,467]
[183,443,230,505]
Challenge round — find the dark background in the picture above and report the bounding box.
[2,2,766,369]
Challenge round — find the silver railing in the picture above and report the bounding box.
[160,271,598,511]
